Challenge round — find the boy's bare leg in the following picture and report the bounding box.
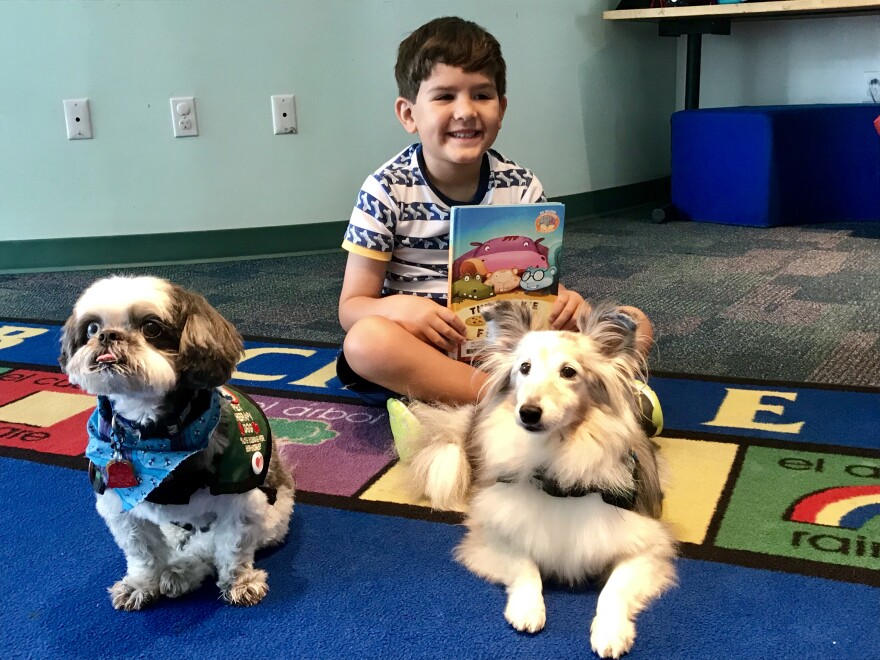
[343,316,487,405]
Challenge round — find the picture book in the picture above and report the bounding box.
[448,202,565,361]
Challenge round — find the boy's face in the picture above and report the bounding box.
[395,64,507,183]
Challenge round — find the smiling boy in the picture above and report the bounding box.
[337,17,657,436]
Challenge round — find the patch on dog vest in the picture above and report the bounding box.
[210,386,272,495]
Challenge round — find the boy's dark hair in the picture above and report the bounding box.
[395,16,506,102]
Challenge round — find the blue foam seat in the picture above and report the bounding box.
[671,104,880,226]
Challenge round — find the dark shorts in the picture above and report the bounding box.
[335,349,397,407]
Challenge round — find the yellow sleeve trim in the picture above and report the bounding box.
[342,240,393,262]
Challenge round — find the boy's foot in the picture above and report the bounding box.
[387,398,421,463]
[634,380,663,437]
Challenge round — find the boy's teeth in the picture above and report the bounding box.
[451,131,478,138]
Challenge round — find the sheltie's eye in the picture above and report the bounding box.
[560,365,577,380]
[519,361,531,376]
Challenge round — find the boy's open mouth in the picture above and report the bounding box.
[448,130,481,139]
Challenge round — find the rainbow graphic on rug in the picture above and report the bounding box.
[787,485,880,530]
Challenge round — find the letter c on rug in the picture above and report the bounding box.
[233,347,337,389]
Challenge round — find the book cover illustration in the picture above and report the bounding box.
[448,202,565,361]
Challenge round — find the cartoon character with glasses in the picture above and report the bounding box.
[519,265,557,294]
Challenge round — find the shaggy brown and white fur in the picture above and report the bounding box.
[405,301,676,658]
[60,276,294,610]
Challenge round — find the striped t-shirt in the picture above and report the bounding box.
[342,143,545,302]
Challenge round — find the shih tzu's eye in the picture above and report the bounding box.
[141,320,164,339]
[86,322,100,338]
[560,365,578,380]
[519,361,531,376]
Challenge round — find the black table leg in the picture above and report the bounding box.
[685,32,702,110]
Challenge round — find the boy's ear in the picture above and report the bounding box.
[395,97,418,134]
[499,95,507,121]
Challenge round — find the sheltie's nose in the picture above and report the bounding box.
[519,405,543,426]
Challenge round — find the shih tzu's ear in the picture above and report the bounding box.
[577,302,638,358]
[58,314,82,374]
[173,286,243,389]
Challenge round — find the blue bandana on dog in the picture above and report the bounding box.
[85,390,222,511]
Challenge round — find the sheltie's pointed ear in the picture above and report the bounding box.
[577,303,638,357]
[171,285,244,389]
[482,301,540,352]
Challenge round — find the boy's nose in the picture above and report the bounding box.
[453,98,477,120]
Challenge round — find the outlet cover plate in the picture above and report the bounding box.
[170,96,199,137]
[63,98,92,139]
[271,94,298,135]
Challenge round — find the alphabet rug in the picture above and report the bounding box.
[2,318,879,586]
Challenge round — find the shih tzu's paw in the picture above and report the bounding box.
[108,577,158,611]
[504,589,546,634]
[590,614,636,659]
[159,566,203,599]
[221,568,269,606]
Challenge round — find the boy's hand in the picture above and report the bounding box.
[386,296,467,351]
[549,284,586,331]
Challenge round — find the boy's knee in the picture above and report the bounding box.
[343,316,393,373]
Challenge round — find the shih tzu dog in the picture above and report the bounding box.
[60,275,294,610]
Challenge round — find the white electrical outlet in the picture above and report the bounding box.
[170,96,199,137]
[866,72,880,103]
[63,98,92,139]
[271,94,298,135]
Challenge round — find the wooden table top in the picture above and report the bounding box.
[604,0,880,21]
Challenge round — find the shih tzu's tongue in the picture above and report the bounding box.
[96,351,118,364]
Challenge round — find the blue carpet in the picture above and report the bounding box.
[2,457,878,659]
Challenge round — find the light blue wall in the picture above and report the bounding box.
[678,13,880,109]
[0,1,676,242]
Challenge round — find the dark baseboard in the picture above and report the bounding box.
[1,177,669,271]
[555,177,670,219]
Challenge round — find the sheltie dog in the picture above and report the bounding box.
[405,301,676,658]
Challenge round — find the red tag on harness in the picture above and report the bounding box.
[104,459,140,489]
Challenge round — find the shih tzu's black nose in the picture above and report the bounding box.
[519,405,542,425]
[98,330,122,344]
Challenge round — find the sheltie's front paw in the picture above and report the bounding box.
[108,577,158,611]
[590,613,635,659]
[221,567,269,606]
[504,589,546,633]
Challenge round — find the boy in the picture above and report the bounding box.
[337,17,659,440]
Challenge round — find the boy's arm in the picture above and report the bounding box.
[338,253,467,351]
[338,252,388,332]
